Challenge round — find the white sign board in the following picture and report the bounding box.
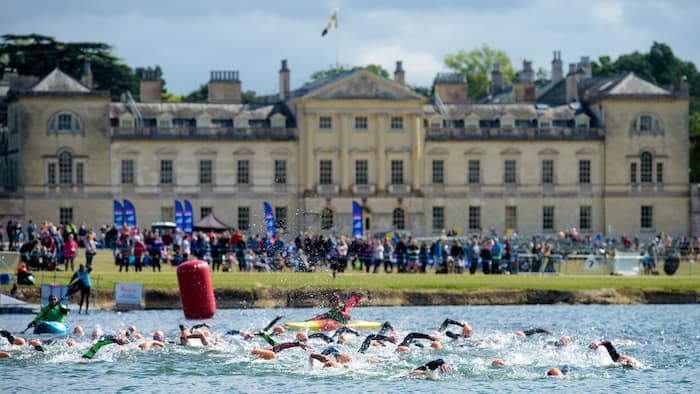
[115,283,143,310]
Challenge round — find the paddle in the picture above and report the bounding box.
[21,282,82,334]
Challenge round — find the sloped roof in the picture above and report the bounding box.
[193,213,231,231]
[31,68,90,93]
[423,103,579,120]
[606,73,670,95]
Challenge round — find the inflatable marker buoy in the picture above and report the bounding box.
[177,260,216,319]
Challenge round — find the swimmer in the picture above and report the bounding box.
[589,340,641,368]
[396,332,439,352]
[73,325,85,336]
[82,335,129,359]
[439,319,473,339]
[309,346,353,368]
[547,365,572,376]
[179,325,209,346]
[514,328,553,337]
[491,359,505,367]
[411,358,452,376]
[140,331,166,350]
[0,351,10,359]
[251,340,312,360]
[551,335,571,347]
[357,334,397,353]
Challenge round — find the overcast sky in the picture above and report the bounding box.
[2,0,699,95]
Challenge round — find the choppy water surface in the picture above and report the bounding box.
[2,305,699,393]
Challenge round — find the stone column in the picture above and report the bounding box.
[340,114,350,191]
[412,114,422,190]
[376,114,387,191]
[304,112,315,191]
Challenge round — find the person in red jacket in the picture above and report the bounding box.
[62,233,78,272]
[133,235,147,272]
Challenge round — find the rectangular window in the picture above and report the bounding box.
[468,206,481,231]
[641,206,653,230]
[390,116,404,130]
[580,206,592,231]
[639,115,652,132]
[76,162,84,185]
[59,207,73,226]
[319,116,332,130]
[274,160,287,184]
[121,159,134,185]
[58,114,72,130]
[47,163,56,185]
[432,206,444,232]
[238,207,250,231]
[212,118,233,128]
[505,206,517,231]
[199,159,213,185]
[579,160,591,185]
[630,162,637,184]
[656,162,663,184]
[237,160,250,185]
[319,160,333,185]
[390,160,404,185]
[468,160,480,185]
[541,159,554,185]
[355,160,368,185]
[542,206,555,231]
[275,206,288,230]
[539,121,551,128]
[160,160,173,185]
[354,116,368,130]
[200,207,212,219]
[161,206,174,222]
[432,160,444,185]
[504,159,517,185]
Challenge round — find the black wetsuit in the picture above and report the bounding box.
[521,328,550,336]
[270,341,305,353]
[0,329,15,344]
[414,358,446,372]
[399,333,434,347]
[599,340,621,362]
[334,326,360,338]
[308,333,334,343]
[440,319,468,340]
[376,321,394,336]
[357,334,393,353]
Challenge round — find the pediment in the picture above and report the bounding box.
[500,147,522,155]
[270,147,291,155]
[156,147,178,155]
[233,147,255,155]
[575,147,595,155]
[116,146,140,155]
[303,71,425,101]
[427,147,449,155]
[538,148,559,155]
[464,147,485,155]
[195,147,217,155]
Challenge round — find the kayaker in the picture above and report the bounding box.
[29,294,69,328]
[309,292,362,324]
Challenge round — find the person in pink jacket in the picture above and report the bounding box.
[63,233,78,272]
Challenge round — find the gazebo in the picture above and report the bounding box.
[192,213,232,232]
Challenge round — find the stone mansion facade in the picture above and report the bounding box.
[0,53,691,237]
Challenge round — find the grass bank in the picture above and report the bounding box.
[11,251,700,293]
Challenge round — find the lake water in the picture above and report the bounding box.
[2,304,699,393]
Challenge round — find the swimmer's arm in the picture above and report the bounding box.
[439,319,463,332]
[272,341,310,353]
[411,358,450,375]
[308,333,334,343]
[334,326,360,337]
[521,328,553,336]
[309,353,330,363]
[399,332,434,347]
[190,323,211,331]
[357,334,391,353]
[598,340,621,362]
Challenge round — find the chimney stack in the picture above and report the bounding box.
[551,51,563,83]
[579,56,592,79]
[565,63,580,103]
[140,67,162,103]
[394,61,405,85]
[514,60,535,103]
[81,60,93,89]
[208,70,242,104]
[279,59,290,101]
[433,73,469,104]
[491,62,503,94]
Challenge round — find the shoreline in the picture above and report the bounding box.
[5,287,699,311]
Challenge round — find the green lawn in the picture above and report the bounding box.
[10,250,700,292]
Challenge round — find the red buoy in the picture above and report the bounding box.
[177,260,216,319]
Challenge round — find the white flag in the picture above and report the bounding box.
[322,11,337,37]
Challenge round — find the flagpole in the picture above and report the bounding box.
[335,9,339,69]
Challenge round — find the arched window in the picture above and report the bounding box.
[640,152,653,184]
[58,151,73,185]
[48,112,83,133]
[392,207,405,230]
[320,208,334,230]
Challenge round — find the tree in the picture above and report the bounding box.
[444,44,515,99]
[309,64,389,81]
[0,34,142,101]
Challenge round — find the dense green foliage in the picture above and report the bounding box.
[444,43,516,99]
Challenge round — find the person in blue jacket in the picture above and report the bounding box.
[70,264,92,314]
